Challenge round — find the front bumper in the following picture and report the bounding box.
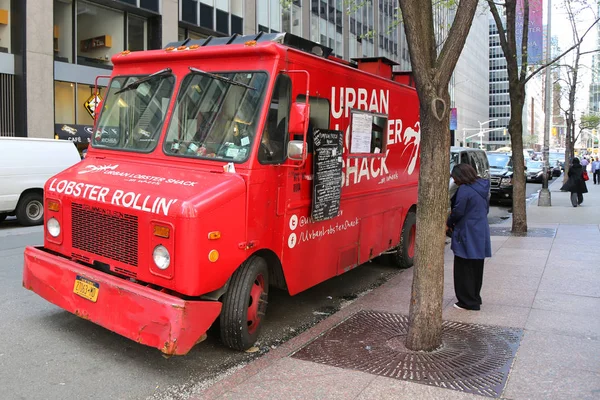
[23,246,222,355]
[490,186,512,200]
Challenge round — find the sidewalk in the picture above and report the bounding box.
[190,178,600,400]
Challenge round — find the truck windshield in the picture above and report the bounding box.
[487,153,511,169]
[163,71,268,162]
[93,73,175,152]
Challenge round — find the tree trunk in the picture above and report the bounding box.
[508,83,527,233]
[406,91,451,351]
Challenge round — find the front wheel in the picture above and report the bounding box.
[220,256,269,351]
[16,192,44,226]
[387,211,416,269]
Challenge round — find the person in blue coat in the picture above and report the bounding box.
[446,164,492,311]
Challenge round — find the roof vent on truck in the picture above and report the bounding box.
[165,32,334,59]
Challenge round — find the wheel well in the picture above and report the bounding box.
[18,188,44,206]
[252,249,287,291]
[408,204,417,215]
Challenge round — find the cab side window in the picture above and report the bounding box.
[259,75,291,164]
[296,95,331,153]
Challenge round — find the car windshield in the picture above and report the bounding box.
[527,160,543,169]
[93,72,175,152]
[449,152,460,172]
[549,153,564,162]
[163,71,268,162]
[487,153,511,169]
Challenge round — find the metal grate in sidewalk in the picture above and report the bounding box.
[292,310,523,398]
[489,226,556,237]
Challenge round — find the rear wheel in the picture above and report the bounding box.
[16,192,44,226]
[220,256,269,351]
[387,211,416,269]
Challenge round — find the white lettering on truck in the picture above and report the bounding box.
[48,179,177,216]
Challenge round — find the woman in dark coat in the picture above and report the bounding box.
[560,157,588,207]
[446,164,492,311]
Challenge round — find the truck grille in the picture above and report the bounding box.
[71,203,139,267]
[490,177,501,187]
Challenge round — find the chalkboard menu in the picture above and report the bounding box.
[312,129,344,222]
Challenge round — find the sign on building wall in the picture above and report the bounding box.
[516,0,544,65]
[450,108,458,130]
[84,93,102,118]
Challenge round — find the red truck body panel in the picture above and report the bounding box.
[23,39,420,354]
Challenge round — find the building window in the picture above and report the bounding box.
[55,81,76,124]
[127,15,147,51]
[216,9,228,34]
[200,3,214,30]
[54,0,73,63]
[182,0,198,25]
[231,15,243,35]
[77,1,124,67]
[0,0,11,54]
[139,0,159,12]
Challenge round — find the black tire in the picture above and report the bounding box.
[0,213,7,223]
[388,211,416,269]
[220,256,269,351]
[16,192,44,226]
[570,192,578,207]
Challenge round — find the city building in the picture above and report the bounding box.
[0,0,488,149]
[487,12,546,151]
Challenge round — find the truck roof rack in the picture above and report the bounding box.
[165,32,333,59]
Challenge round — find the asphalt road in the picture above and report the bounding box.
[0,182,544,400]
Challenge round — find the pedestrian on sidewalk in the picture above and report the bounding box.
[446,164,492,311]
[592,157,600,184]
[560,157,588,207]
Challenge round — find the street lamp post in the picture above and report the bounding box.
[538,0,552,206]
[478,119,499,150]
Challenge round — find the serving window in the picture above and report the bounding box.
[348,109,388,156]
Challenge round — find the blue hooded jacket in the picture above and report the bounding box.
[447,178,492,259]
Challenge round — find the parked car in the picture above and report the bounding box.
[0,138,81,225]
[486,152,515,203]
[548,152,565,176]
[449,147,490,201]
[525,159,552,183]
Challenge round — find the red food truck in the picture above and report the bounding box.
[23,33,420,355]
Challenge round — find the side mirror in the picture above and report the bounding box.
[288,102,310,136]
[287,140,304,161]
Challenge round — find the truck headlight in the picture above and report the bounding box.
[500,177,512,187]
[47,217,61,237]
[152,245,171,270]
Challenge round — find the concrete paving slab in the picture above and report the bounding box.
[218,358,376,400]
[525,308,600,340]
[478,287,537,308]
[547,249,600,263]
[537,274,600,298]
[533,291,600,317]
[356,376,483,400]
[481,272,541,292]
[514,330,600,373]
[504,364,600,400]
[487,247,550,267]
[483,261,546,279]
[443,303,530,328]
[500,236,555,250]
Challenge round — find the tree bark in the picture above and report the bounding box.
[399,0,478,351]
[405,91,450,351]
[508,84,527,233]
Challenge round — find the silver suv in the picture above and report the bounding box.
[449,147,490,200]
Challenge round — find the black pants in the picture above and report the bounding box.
[454,256,484,310]
[594,170,600,184]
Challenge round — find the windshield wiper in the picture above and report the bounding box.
[189,67,255,90]
[115,68,172,94]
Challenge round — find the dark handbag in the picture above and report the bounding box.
[583,171,589,181]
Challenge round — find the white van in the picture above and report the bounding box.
[0,138,81,226]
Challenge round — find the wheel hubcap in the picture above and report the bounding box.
[26,200,43,221]
[247,274,266,335]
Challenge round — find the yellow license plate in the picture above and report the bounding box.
[73,276,100,302]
